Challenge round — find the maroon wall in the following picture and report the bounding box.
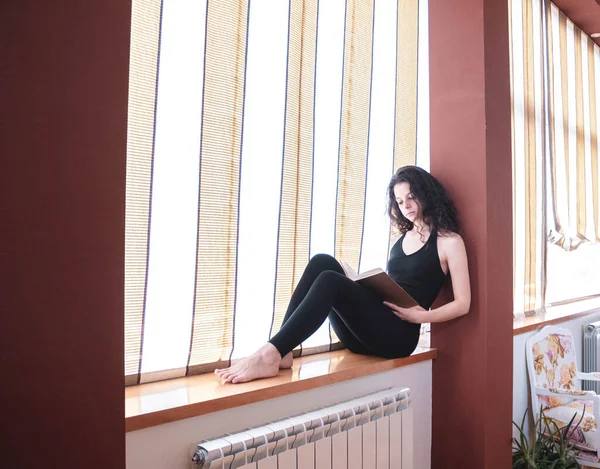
[429,0,514,467]
[1,2,130,468]
[552,0,600,47]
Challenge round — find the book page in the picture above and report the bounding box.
[354,267,385,281]
[340,261,358,280]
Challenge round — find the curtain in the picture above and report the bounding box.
[510,0,600,317]
[125,0,421,385]
[546,5,600,250]
[510,0,547,316]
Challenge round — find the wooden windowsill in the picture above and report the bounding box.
[513,296,600,336]
[125,347,437,432]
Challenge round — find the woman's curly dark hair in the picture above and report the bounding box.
[387,166,460,237]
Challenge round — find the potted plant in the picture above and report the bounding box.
[513,407,584,469]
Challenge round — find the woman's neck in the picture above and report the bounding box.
[412,220,430,235]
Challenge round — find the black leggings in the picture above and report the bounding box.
[269,254,420,359]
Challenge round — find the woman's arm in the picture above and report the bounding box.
[384,234,471,323]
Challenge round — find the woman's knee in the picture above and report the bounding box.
[309,253,336,265]
[308,253,342,273]
[313,270,345,290]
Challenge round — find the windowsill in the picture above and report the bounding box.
[125,346,437,432]
[513,296,600,336]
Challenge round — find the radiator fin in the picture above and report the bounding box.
[583,321,600,393]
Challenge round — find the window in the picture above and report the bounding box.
[509,0,600,317]
[125,0,429,385]
[546,242,600,303]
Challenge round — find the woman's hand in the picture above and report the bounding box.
[383,302,427,323]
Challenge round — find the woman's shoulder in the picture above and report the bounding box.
[388,232,404,253]
[436,231,466,252]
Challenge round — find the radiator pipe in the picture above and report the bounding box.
[192,449,207,466]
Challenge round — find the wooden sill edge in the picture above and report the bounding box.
[513,296,600,336]
[125,347,438,432]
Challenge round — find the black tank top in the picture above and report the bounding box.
[387,230,447,310]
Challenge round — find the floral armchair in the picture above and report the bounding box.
[526,325,600,464]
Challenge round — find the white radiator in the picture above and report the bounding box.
[584,321,600,393]
[191,387,413,469]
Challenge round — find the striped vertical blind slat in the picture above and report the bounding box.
[124,0,162,385]
[558,11,571,240]
[310,0,346,264]
[334,0,373,270]
[547,6,568,245]
[304,0,346,351]
[231,0,290,360]
[394,0,419,170]
[510,0,529,315]
[575,30,586,239]
[270,0,317,342]
[331,0,375,346]
[125,0,423,385]
[186,0,248,376]
[585,36,596,245]
[547,8,600,248]
[510,0,546,316]
[546,1,561,240]
[140,0,207,381]
[526,0,544,313]
[390,0,419,244]
[589,40,599,243]
[360,0,403,274]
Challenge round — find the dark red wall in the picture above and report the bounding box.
[552,0,600,47]
[1,2,130,468]
[429,0,514,467]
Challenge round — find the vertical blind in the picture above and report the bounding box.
[510,0,600,317]
[546,5,600,250]
[125,0,422,385]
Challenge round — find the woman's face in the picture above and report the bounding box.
[393,182,421,223]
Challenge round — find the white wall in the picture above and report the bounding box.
[513,312,600,440]
[127,360,432,469]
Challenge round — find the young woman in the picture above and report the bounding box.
[215,166,471,383]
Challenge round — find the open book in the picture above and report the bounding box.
[340,261,419,308]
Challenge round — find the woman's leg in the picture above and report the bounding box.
[279,255,410,355]
[284,255,370,355]
[327,313,373,355]
[280,253,345,324]
[215,269,419,383]
[270,270,419,359]
[215,254,343,379]
[277,254,345,367]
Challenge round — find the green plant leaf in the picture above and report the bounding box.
[512,406,586,469]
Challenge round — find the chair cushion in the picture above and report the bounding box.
[543,400,597,452]
[531,333,578,391]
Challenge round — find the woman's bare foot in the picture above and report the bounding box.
[280,352,293,369]
[214,343,282,384]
